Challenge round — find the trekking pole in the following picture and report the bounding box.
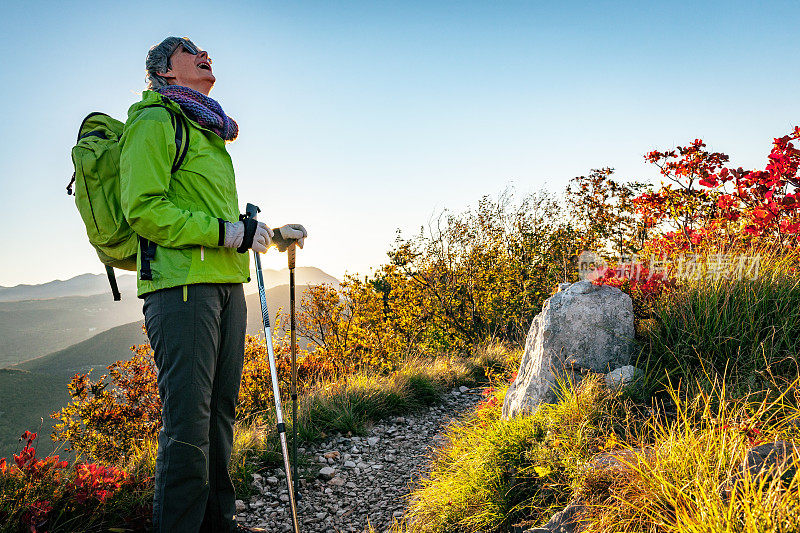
[244,203,300,533]
[288,242,299,501]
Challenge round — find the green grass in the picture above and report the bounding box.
[403,376,620,532]
[643,247,800,397]
[289,343,512,442]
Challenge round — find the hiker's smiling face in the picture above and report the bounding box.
[158,41,215,95]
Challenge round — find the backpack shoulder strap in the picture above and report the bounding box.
[140,104,190,174]
[105,265,121,301]
[172,112,189,173]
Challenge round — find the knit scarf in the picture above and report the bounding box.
[155,85,239,141]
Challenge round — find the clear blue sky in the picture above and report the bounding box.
[1,0,798,286]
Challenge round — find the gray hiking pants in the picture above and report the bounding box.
[143,283,246,533]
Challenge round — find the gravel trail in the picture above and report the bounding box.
[238,386,483,532]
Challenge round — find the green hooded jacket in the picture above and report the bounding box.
[120,90,250,297]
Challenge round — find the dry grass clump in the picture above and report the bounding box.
[579,381,800,533]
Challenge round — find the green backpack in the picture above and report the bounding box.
[67,106,188,300]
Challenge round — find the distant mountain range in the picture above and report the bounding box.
[0,268,337,368]
[0,293,145,368]
[0,273,138,302]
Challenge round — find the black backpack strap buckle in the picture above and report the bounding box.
[139,237,157,281]
[67,172,76,196]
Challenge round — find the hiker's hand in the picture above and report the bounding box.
[224,221,273,253]
[251,222,273,253]
[272,224,307,251]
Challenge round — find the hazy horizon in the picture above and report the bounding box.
[2,0,798,285]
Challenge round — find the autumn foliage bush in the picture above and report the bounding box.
[637,129,800,255]
[592,264,676,320]
[51,341,159,463]
[0,431,150,532]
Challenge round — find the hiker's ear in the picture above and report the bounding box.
[156,68,175,80]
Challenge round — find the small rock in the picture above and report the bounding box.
[605,365,642,390]
[235,499,246,512]
[367,437,380,446]
[324,451,341,460]
[344,460,357,468]
[328,477,345,486]
[318,466,336,480]
[528,497,585,533]
[459,386,469,393]
[266,476,279,485]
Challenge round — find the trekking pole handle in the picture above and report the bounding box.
[288,242,296,269]
[245,203,260,221]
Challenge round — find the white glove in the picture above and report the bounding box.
[224,221,273,253]
[273,224,307,251]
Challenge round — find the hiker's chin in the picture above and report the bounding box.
[195,75,215,95]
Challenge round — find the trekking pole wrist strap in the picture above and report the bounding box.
[237,216,258,253]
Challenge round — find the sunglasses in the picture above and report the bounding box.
[167,37,212,68]
[168,38,211,66]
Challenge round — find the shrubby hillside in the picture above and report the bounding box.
[3,127,800,532]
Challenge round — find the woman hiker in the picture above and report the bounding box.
[120,36,307,532]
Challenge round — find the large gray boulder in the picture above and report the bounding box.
[503,281,634,419]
